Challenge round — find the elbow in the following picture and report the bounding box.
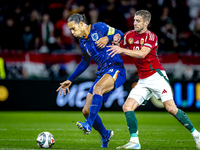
[139,53,146,58]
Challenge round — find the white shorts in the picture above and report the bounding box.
[128,70,173,106]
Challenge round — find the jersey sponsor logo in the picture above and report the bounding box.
[86,48,91,56]
[140,38,144,45]
[109,69,113,72]
[113,70,120,81]
[134,40,139,44]
[91,33,99,41]
[162,89,167,94]
[84,44,91,56]
[128,38,134,44]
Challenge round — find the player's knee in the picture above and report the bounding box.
[122,104,131,112]
[165,106,178,115]
[163,100,178,115]
[93,85,103,95]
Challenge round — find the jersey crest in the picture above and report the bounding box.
[140,38,144,46]
[91,33,99,41]
[128,38,134,44]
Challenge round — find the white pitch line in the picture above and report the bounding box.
[0,129,7,131]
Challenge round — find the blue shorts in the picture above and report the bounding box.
[88,66,126,102]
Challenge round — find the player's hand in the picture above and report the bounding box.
[113,34,121,45]
[56,80,72,95]
[95,36,109,48]
[107,45,123,57]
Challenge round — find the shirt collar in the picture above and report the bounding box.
[84,24,91,39]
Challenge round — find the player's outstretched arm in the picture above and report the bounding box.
[56,55,91,95]
[107,45,124,57]
[107,45,151,58]
[56,80,72,95]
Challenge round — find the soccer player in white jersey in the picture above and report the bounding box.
[107,10,200,149]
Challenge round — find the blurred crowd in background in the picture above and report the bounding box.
[0,0,200,81]
[0,0,200,54]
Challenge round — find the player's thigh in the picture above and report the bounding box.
[148,71,173,103]
[93,74,115,94]
[82,93,93,115]
[93,67,126,94]
[128,82,152,106]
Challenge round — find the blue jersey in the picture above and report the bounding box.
[68,22,125,81]
[79,22,124,75]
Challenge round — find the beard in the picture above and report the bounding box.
[134,26,144,33]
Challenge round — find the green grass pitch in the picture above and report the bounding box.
[0,111,199,150]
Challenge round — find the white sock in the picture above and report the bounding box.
[191,129,199,137]
[130,137,139,143]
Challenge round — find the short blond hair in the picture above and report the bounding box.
[135,10,151,23]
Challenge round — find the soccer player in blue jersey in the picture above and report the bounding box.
[56,14,126,148]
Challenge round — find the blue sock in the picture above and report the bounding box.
[87,94,103,127]
[93,114,108,138]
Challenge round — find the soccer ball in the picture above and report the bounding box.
[36,132,55,148]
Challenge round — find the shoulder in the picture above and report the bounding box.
[124,30,135,36]
[123,30,135,39]
[93,22,107,29]
[144,30,157,42]
[146,30,157,38]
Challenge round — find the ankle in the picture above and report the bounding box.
[191,129,199,137]
[130,136,139,143]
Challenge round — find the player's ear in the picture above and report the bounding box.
[144,21,149,26]
[79,21,84,27]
